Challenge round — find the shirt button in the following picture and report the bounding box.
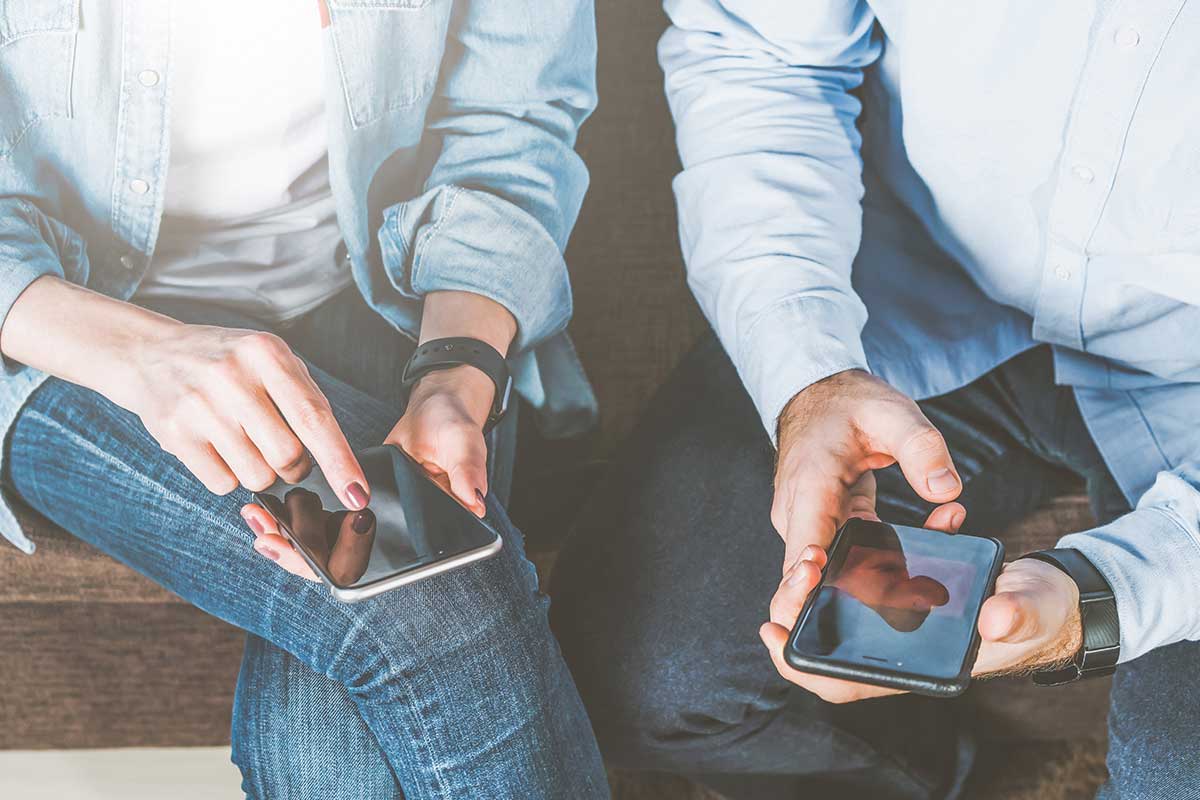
[138,69,160,87]
[129,179,150,194]
[119,254,137,271]
[1054,265,1072,281]
[1072,165,1095,184]
[1113,27,1141,48]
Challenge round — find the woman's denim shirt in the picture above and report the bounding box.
[0,0,597,553]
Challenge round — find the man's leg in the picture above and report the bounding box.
[6,368,606,800]
[1099,641,1200,799]
[551,333,1072,799]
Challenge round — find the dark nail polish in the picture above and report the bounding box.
[255,543,280,561]
[242,512,264,536]
[351,509,375,534]
[346,482,368,510]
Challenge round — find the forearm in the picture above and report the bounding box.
[0,275,179,402]
[661,0,880,439]
[418,290,516,356]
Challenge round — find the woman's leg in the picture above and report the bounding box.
[232,633,401,799]
[140,293,401,798]
[6,369,607,799]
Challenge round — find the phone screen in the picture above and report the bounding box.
[255,445,499,590]
[789,520,999,680]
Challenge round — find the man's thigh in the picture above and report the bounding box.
[1100,641,1200,799]
[551,333,975,788]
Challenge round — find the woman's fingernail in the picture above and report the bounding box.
[254,541,280,561]
[241,511,264,536]
[351,509,375,534]
[951,509,966,530]
[346,482,368,510]
[926,468,960,494]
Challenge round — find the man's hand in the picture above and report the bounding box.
[759,544,1084,704]
[772,369,964,570]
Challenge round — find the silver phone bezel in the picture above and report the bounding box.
[254,448,504,602]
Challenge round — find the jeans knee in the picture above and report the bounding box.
[231,637,399,800]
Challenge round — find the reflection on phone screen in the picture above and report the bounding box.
[792,522,995,679]
[256,445,498,589]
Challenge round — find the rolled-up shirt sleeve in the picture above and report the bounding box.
[376,0,596,356]
[0,198,89,373]
[1059,463,1200,662]
[661,0,881,439]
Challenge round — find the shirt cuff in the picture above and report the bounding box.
[733,293,870,443]
[0,200,77,374]
[378,185,572,355]
[1059,475,1200,662]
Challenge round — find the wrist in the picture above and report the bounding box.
[776,368,874,441]
[418,291,516,357]
[101,311,185,408]
[407,364,495,430]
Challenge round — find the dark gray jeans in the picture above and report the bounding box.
[551,333,1200,799]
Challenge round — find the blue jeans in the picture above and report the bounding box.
[3,290,608,800]
[552,334,1197,799]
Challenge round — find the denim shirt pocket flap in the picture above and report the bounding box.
[0,0,79,46]
[0,0,79,158]
[327,0,453,129]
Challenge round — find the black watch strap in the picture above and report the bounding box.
[401,337,512,434]
[1019,548,1120,686]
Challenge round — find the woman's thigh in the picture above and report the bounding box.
[5,372,602,799]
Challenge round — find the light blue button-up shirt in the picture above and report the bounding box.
[0,1,597,554]
[662,0,1200,662]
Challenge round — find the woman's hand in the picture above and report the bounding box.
[243,289,515,579]
[241,363,495,580]
[0,277,368,508]
[387,364,494,517]
[241,490,377,583]
[120,322,369,507]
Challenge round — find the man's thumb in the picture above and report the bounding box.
[871,403,961,504]
[979,592,1041,644]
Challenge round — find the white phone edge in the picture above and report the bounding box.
[327,533,504,603]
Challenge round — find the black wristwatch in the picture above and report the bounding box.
[401,337,512,434]
[1018,548,1120,686]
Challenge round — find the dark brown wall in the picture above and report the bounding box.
[566,3,706,444]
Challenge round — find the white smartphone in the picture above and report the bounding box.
[254,444,502,602]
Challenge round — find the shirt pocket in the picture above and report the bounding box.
[0,0,79,158]
[327,0,453,129]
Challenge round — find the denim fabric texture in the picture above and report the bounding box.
[553,336,1195,799]
[3,290,609,800]
[0,0,599,554]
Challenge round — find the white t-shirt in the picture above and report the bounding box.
[137,0,350,322]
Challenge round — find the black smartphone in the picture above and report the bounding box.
[253,444,502,602]
[785,518,1004,697]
